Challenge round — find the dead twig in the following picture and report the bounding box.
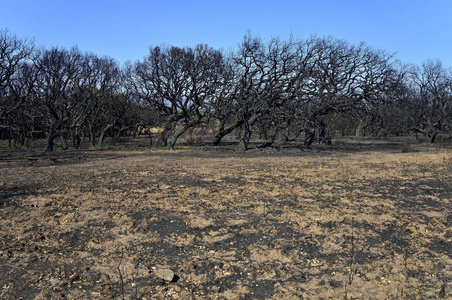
[348,217,355,285]
[117,248,125,300]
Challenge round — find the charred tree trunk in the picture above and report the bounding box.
[97,123,114,150]
[159,118,178,147]
[46,137,55,152]
[61,135,68,150]
[72,129,81,149]
[167,119,201,150]
[46,131,60,152]
[239,125,251,151]
[112,126,129,145]
[88,124,96,146]
[259,123,268,141]
[239,113,260,151]
[212,119,245,146]
[318,121,331,145]
[304,129,316,146]
[430,131,438,144]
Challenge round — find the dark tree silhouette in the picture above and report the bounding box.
[129,44,226,149]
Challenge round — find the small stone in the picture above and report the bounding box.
[172,285,181,292]
[154,268,175,281]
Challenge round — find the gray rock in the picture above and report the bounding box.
[154,268,175,282]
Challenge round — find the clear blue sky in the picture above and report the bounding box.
[2,0,452,67]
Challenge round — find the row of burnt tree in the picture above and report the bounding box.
[1,29,451,151]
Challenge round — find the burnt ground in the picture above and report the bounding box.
[1,142,452,299]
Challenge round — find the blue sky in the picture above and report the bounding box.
[2,0,452,67]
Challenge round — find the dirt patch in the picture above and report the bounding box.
[1,147,452,298]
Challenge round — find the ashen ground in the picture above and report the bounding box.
[1,145,451,299]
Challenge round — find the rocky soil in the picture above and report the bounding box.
[1,144,452,299]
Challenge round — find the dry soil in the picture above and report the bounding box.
[1,144,452,299]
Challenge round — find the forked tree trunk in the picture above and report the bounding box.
[239,113,260,151]
[239,127,251,151]
[159,119,178,147]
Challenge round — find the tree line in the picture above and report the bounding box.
[1,29,451,151]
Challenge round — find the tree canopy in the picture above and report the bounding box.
[1,29,451,150]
